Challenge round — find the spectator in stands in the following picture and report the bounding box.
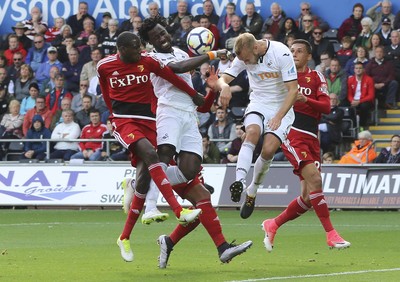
[118,6,139,33]
[226,70,249,109]
[366,0,395,33]
[376,18,392,46]
[295,2,329,32]
[75,95,93,129]
[199,15,220,50]
[322,152,335,164]
[338,3,364,42]
[338,130,377,164]
[326,58,348,106]
[384,30,400,85]
[241,2,264,39]
[368,34,384,58]
[75,18,95,48]
[61,47,83,93]
[50,96,72,131]
[50,109,81,161]
[0,99,24,140]
[347,62,375,128]
[4,34,27,66]
[0,67,10,93]
[23,6,48,41]
[374,134,400,163]
[297,14,314,41]
[207,106,236,158]
[45,17,64,43]
[310,26,334,66]
[365,46,398,109]
[315,51,331,74]
[95,12,112,39]
[220,15,246,52]
[6,52,24,83]
[276,17,300,44]
[0,85,11,121]
[394,11,400,30]
[70,109,107,161]
[344,46,369,76]
[35,46,63,89]
[23,95,52,136]
[202,132,220,164]
[80,47,103,82]
[51,24,74,49]
[210,51,232,74]
[45,74,73,115]
[20,114,51,161]
[148,2,161,19]
[0,56,6,68]
[166,0,193,34]
[41,65,60,95]
[101,119,129,161]
[260,2,286,39]
[202,0,219,26]
[67,1,96,36]
[12,64,36,102]
[171,16,193,53]
[226,122,245,163]
[10,22,31,51]
[25,34,50,73]
[353,17,373,50]
[217,2,236,35]
[20,82,39,115]
[99,19,119,56]
[79,33,100,64]
[319,93,344,154]
[71,80,96,113]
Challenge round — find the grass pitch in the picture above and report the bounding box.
[1,209,400,282]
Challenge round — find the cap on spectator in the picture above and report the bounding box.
[382,17,391,25]
[47,46,58,53]
[12,22,28,31]
[103,12,112,18]
[29,82,39,91]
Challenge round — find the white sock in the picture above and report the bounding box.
[166,165,188,185]
[236,141,256,182]
[144,180,159,213]
[247,156,273,197]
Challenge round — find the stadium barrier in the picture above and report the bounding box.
[1,163,399,209]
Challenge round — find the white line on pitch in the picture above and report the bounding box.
[227,268,400,281]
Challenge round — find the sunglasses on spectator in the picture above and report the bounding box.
[303,19,312,22]
[302,8,310,11]
[313,32,322,35]
[34,41,43,44]
[14,58,22,61]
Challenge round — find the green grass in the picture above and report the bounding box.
[1,209,400,281]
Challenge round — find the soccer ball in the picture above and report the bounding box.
[186,27,215,55]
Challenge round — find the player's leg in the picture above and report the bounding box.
[230,114,262,202]
[117,161,149,262]
[301,164,351,249]
[134,138,201,224]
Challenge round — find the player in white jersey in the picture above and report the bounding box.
[216,33,299,218]
[138,15,227,223]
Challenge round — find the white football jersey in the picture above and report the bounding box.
[150,47,196,112]
[224,40,297,109]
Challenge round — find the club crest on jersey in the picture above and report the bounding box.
[301,151,307,158]
[306,77,311,83]
[137,65,144,72]
[127,133,135,139]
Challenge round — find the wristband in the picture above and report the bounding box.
[207,51,216,60]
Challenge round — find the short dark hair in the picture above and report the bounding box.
[201,132,210,140]
[353,3,364,13]
[139,15,168,43]
[292,39,312,54]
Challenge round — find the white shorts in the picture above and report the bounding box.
[243,101,294,143]
[156,105,202,158]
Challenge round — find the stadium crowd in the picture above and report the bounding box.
[0,0,400,163]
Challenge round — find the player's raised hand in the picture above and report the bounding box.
[205,65,219,90]
[192,93,205,107]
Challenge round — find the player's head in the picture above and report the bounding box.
[117,31,142,63]
[290,39,312,69]
[139,15,172,53]
[234,33,258,65]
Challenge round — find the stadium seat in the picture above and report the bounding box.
[230,107,246,121]
[19,159,39,163]
[323,28,338,42]
[45,158,64,163]
[339,107,359,140]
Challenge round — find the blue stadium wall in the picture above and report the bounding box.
[0,0,396,34]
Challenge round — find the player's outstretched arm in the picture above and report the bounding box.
[216,73,234,108]
[168,50,230,74]
[198,66,219,113]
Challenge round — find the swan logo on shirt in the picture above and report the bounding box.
[109,74,149,88]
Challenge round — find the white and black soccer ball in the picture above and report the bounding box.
[186,27,215,55]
